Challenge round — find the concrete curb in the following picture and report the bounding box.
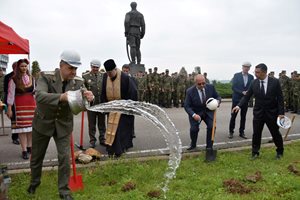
[8,135,300,174]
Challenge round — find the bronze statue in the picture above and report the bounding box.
[124,2,145,64]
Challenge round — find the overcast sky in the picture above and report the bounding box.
[1,0,300,80]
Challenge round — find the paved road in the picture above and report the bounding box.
[1,101,299,169]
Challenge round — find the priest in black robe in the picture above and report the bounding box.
[101,59,137,157]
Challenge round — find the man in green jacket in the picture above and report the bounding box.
[27,50,95,200]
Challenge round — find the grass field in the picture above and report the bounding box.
[8,140,300,200]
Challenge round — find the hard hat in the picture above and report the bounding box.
[90,59,101,68]
[60,50,81,68]
[242,62,251,67]
[277,116,291,129]
[206,98,218,111]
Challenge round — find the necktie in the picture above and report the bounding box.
[260,80,265,96]
[201,89,206,104]
[62,81,68,93]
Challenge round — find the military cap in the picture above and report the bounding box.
[242,62,251,67]
[90,59,101,67]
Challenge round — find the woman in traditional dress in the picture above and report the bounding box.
[7,59,36,159]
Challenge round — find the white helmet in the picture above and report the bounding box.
[206,98,218,111]
[277,116,291,129]
[90,59,101,68]
[60,50,81,68]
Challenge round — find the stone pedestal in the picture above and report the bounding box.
[129,63,145,75]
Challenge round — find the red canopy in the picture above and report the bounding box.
[0,21,30,54]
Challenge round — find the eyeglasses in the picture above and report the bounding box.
[198,82,206,86]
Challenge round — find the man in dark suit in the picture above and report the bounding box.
[232,63,285,160]
[27,50,95,200]
[229,62,254,139]
[184,74,221,151]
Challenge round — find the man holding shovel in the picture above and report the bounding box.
[27,50,95,200]
[184,74,221,156]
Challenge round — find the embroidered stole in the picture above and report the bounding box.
[105,69,122,146]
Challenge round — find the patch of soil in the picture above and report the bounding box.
[288,164,300,176]
[147,190,161,198]
[121,181,136,192]
[223,179,252,194]
[245,171,262,183]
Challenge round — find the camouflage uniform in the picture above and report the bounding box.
[292,74,300,113]
[172,73,178,107]
[176,67,188,107]
[149,68,160,105]
[137,73,147,101]
[279,71,290,111]
[161,70,173,108]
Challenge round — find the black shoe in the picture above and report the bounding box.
[22,151,29,160]
[99,139,106,146]
[27,147,32,154]
[187,146,196,151]
[251,153,259,160]
[276,153,283,160]
[27,184,38,194]
[12,139,20,145]
[89,142,96,148]
[59,194,73,200]
[239,134,247,139]
[228,132,233,139]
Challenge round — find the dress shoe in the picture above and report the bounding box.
[239,133,247,139]
[89,142,96,148]
[276,153,283,160]
[27,147,32,154]
[59,194,73,200]
[187,146,196,151]
[100,139,106,146]
[27,184,38,194]
[22,151,29,160]
[228,132,233,139]
[12,139,20,145]
[251,153,259,160]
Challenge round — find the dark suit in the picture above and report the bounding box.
[238,77,284,154]
[30,69,84,195]
[184,84,221,149]
[229,72,254,134]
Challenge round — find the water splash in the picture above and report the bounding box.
[86,100,182,198]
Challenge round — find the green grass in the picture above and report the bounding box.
[8,141,300,200]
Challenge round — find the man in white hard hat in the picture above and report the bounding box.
[28,50,94,200]
[229,62,254,139]
[82,59,106,148]
[184,74,221,152]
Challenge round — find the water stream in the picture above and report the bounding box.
[86,100,182,198]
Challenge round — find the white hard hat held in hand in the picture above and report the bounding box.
[206,98,218,111]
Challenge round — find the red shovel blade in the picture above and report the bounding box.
[69,174,84,191]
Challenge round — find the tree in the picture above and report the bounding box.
[31,61,41,80]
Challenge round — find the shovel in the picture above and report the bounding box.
[69,133,84,191]
[283,115,296,141]
[205,110,217,162]
[75,112,86,150]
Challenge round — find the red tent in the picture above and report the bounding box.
[0,21,30,54]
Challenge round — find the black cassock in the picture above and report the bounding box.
[101,71,138,156]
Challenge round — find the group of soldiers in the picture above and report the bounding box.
[278,70,300,114]
[134,67,209,108]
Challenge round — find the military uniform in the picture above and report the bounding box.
[82,71,106,145]
[149,71,160,105]
[161,71,173,108]
[0,73,4,101]
[279,73,290,111]
[30,69,85,196]
[137,74,147,101]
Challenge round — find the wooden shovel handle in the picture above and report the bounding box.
[211,110,217,142]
